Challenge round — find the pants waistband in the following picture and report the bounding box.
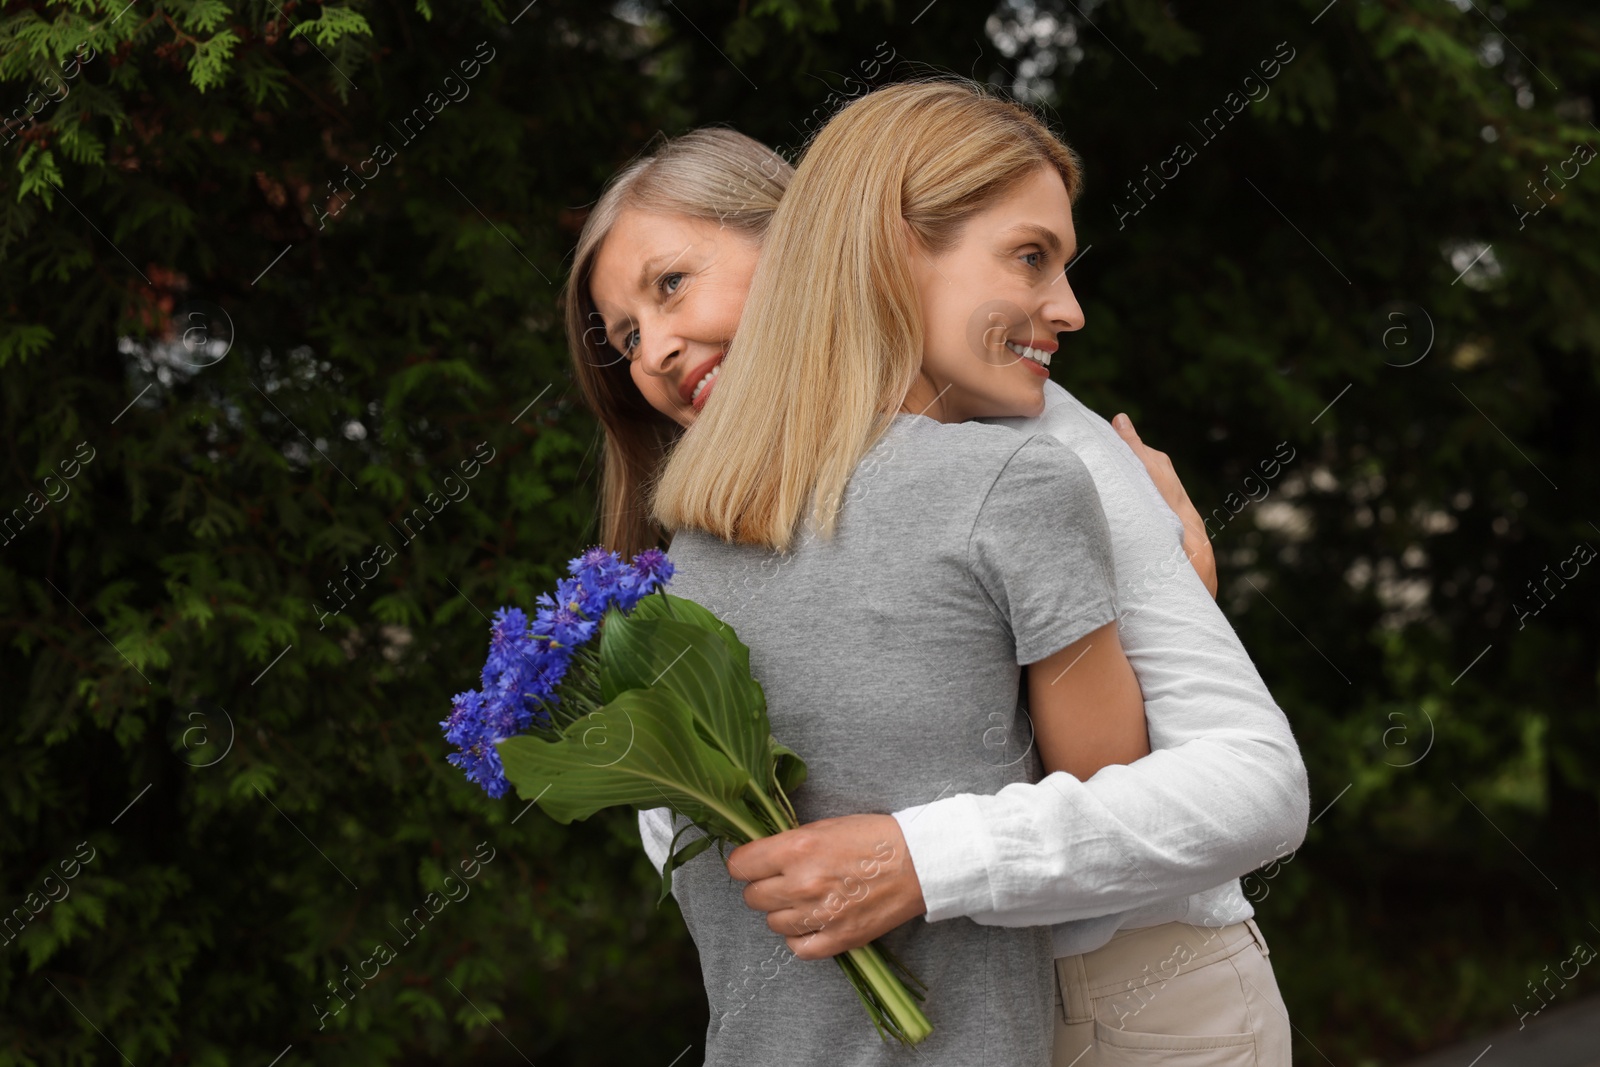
[1055,919,1270,1025]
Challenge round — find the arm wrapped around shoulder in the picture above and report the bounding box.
[898,432,1310,928]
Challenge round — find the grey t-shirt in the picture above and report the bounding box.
[664,413,1118,1067]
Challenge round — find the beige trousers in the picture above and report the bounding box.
[1051,918,1292,1066]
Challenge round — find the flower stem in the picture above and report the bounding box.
[838,943,934,1045]
[746,781,797,833]
[722,806,771,845]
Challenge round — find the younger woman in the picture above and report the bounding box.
[650,81,1148,1064]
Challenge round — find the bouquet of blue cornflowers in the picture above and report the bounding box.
[441,547,934,1046]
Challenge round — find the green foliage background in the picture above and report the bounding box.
[1,0,1596,1063]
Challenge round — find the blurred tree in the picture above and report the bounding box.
[1,1,710,1063]
[1,0,1597,1064]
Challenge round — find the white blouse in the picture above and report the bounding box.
[637,378,1310,958]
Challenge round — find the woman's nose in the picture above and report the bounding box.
[1045,275,1086,333]
[635,329,683,377]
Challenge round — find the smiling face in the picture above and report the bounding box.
[587,210,761,429]
[904,165,1085,423]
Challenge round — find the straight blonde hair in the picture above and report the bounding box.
[652,79,1083,551]
[561,128,793,557]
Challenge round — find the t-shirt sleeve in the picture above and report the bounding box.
[967,434,1118,665]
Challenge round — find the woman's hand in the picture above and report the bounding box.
[1112,412,1219,599]
[724,813,927,960]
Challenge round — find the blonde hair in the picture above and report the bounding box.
[652,79,1082,551]
[561,128,794,557]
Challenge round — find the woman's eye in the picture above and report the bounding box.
[660,272,685,295]
[621,328,640,356]
[1021,251,1044,270]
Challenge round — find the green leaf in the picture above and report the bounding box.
[359,463,406,502]
[657,821,712,906]
[769,736,808,797]
[631,592,754,676]
[187,30,240,93]
[0,322,53,367]
[177,0,231,34]
[238,55,291,108]
[600,600,772,790]
[16,145,62,204]
[289,6,374,48]
[496,688,768,843]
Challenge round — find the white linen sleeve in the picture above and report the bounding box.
[892,384,1310,926]
[638,806,674,876]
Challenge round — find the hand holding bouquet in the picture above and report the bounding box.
[441,548,934,1046]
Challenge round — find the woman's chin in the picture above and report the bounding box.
[662,398,698,429]
[1007,381,1048,419]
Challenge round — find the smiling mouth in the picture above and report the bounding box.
[1005,341,1053,368]
[691,364,720,403]
[676,351,727,408]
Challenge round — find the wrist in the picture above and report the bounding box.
[891,795,992,922]
[874,813,927,919]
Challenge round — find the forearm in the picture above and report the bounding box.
[1183,517,1219,599]
[895,730,1306,926]
[896,388,1310,927]
[1028,621,1150,781]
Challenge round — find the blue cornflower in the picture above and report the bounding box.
[622,548,675,608]
[633,547,674,586]
[572,545,620,578]
[444,548,677,798]
[572,551,634,616]
[482,607,533,688]
[549,606,597,650]
[550,576,587,616]
[441,689,518,798]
